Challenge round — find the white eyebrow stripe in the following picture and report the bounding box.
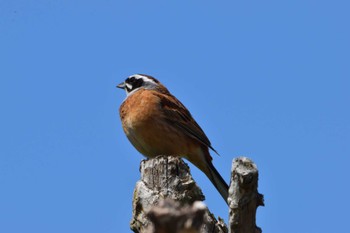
[130,74,157,85]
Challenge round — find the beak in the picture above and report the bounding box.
[116,82,126,89]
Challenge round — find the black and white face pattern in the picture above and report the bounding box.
[119,74,160,96]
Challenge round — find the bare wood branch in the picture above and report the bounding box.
[228,157,264,233]
[146,199,207,233]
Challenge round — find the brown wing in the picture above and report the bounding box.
[155,91,219,156]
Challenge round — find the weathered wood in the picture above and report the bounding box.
[130,155,228,233]
[228,157,264,233]
[146,199,207,233]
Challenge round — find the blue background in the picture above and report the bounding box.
[1,1,349,233]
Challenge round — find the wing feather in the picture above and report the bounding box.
[156,92,219,155]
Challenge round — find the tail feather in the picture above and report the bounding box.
[206,162,229,204]
[185,149,229,204]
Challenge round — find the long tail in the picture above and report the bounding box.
[186,150,229,204]
[206,161,229,204]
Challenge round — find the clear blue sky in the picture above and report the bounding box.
[1,1,349,233]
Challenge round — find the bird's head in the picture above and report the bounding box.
[117,74,167,96]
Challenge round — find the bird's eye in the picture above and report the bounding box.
[128,77,136,83]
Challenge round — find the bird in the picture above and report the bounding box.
[117,74,229,204]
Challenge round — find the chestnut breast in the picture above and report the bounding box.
[119,89,197,157]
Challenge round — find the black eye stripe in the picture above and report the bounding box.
[125,76,144,92]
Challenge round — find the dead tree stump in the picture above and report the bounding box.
[129,155,263,233]
[130,155,228,233]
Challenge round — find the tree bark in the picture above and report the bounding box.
[129,156,263,233]
[130,155,228,233]
[228,157,264,233]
